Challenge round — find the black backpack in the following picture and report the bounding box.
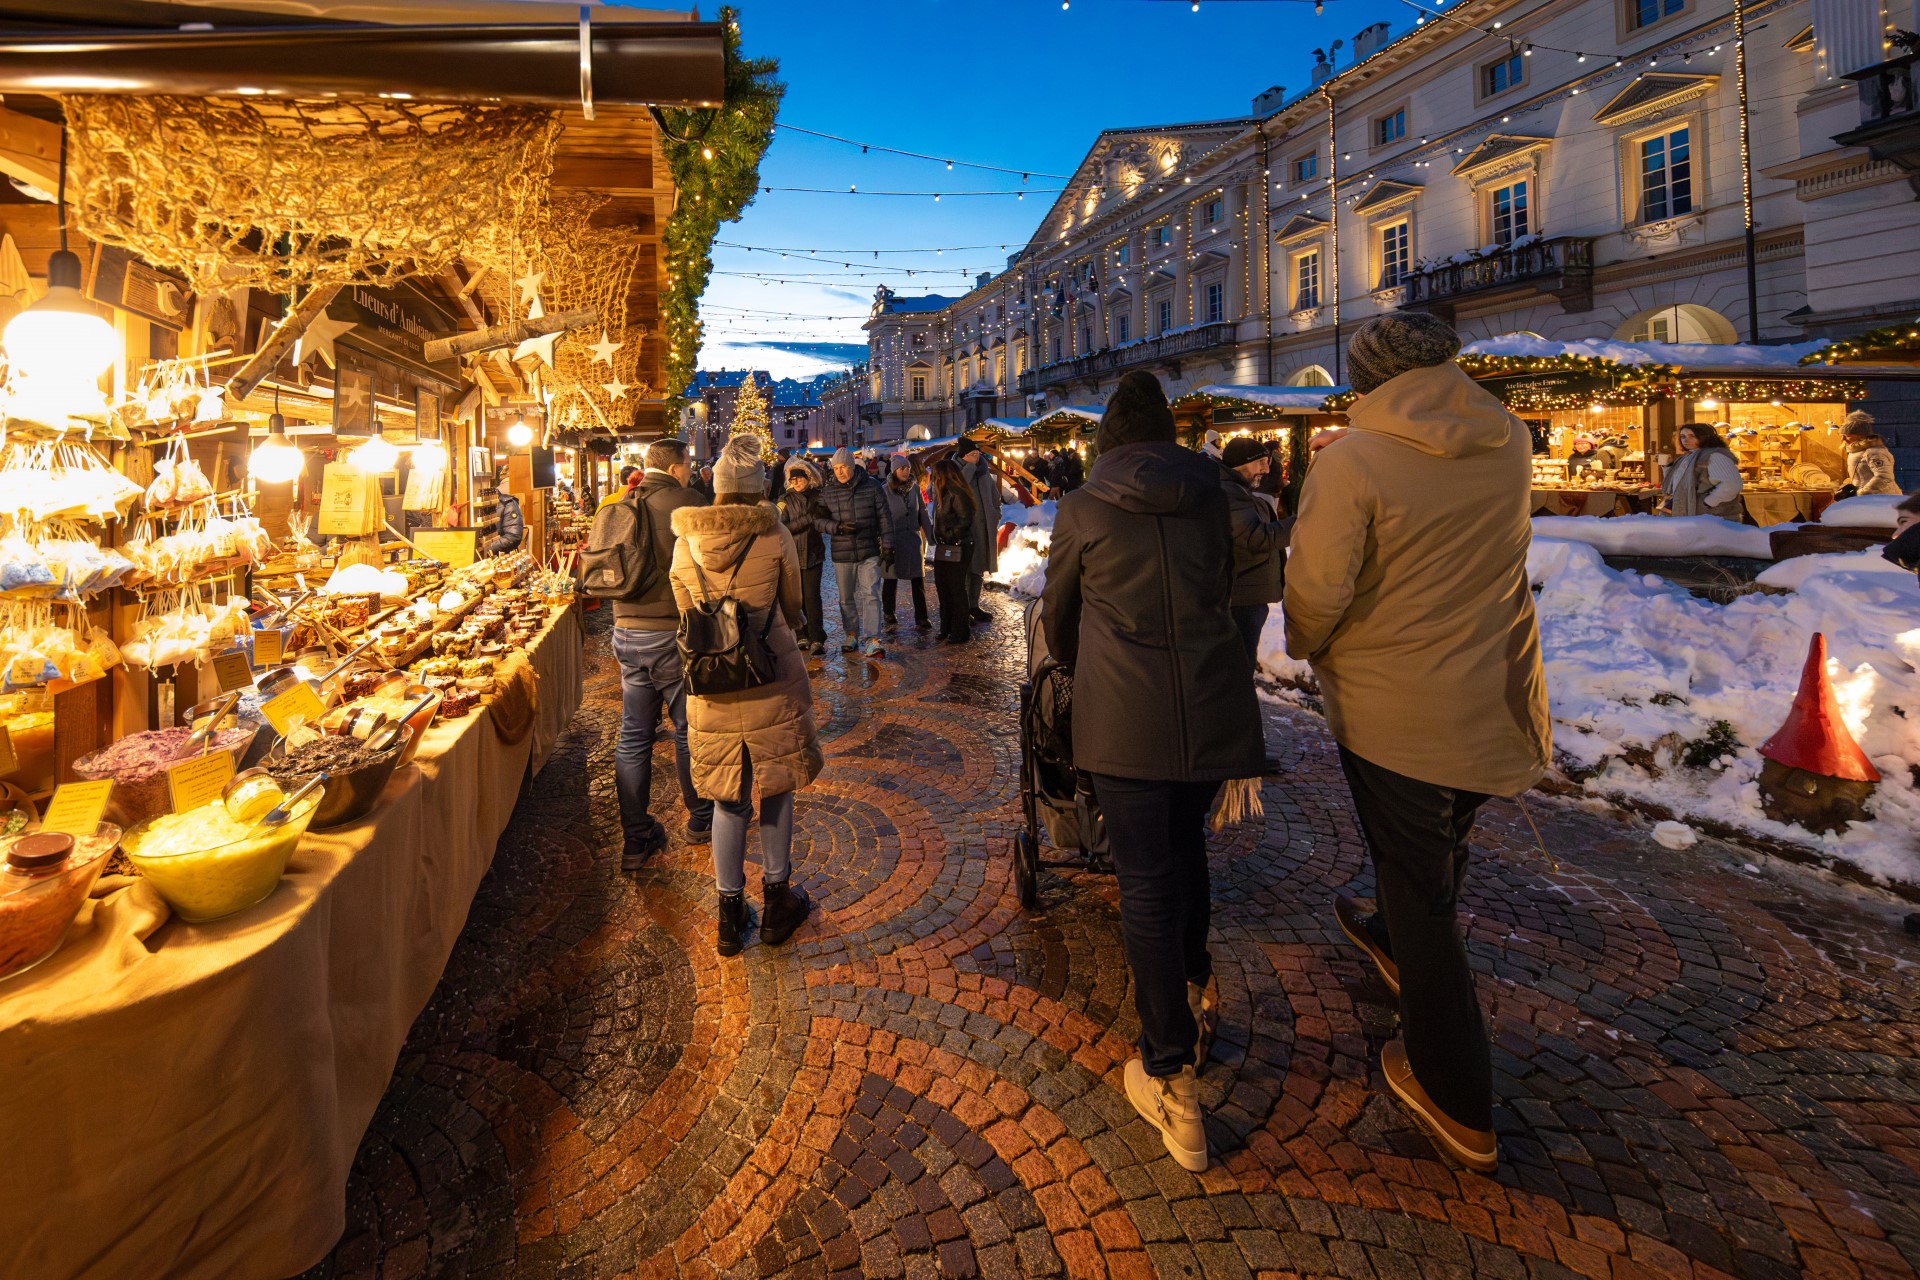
[677,536,778,696]
[579,491,661,601]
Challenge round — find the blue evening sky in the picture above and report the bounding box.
[696,0,1407,380]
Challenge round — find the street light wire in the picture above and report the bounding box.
[774,123,1070,180]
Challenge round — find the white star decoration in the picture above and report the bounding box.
[588,331,622,366]
[515,270,544,308]
[338,382,368,411]
[294,313,356,369]
[514,328,561,369]
[601,378,630,400]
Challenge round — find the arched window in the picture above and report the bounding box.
[1616,304,1736,345]
[1286,364,1335,387]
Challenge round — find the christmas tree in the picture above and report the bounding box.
[729,374,777,463]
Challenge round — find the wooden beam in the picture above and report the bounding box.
[224,284,341,403]
[439,265,487,330]
[423,305,597,362]
[0,106,60,194]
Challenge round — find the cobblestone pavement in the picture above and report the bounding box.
[309,591,1920,1280]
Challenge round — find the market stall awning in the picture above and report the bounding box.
[1173,384,1347,417]
[1462,332,1919,380]
[982,417,1034,434]
[1029,404,1102,434]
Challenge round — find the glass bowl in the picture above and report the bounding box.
[73,723,261,829]
[123,780,321,924]
[0,820,122,980]
[264,729,411,829]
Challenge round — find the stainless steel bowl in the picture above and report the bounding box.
[263,726,412,830]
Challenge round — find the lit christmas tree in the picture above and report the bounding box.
[729,374,777,463]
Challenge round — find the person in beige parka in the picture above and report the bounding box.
[670,435,824,956]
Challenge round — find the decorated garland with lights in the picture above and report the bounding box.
[1678,377,1867,404]
[1798,319,1920,367]
[656,7,784,419]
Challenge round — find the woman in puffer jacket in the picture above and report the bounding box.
[670,436,824,956]
[1840,411,1901,496]
[777,456,832,652]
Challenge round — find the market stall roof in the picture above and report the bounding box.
[1174,384,1348,415]
[1462,333,1840,370]
[1030,405,1102,433]
[982,417,1035,434]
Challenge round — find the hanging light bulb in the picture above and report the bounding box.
[411,436,449,472]
[350,416,400,473]
[1696,396,1720,411]
[2,248,118,384]
[506,418,534,448]
[250,409,305,484]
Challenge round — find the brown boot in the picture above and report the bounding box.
[1381,1041,1496,1173]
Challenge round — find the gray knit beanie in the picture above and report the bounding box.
[830,446,855,469]
[714,434,766,496]
[1346,312,1462,394]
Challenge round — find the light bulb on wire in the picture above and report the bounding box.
[506,418,534,449]
[350,416,400,473]
[2,248,117,387]
[250,397,305,485]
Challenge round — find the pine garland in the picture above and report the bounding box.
[657,6,784,419]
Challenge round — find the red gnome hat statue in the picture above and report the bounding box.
[1756,632,1880,834]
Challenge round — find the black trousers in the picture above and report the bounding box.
[1231,603,1268,670]
[933,559,970,641]
[1338,747,1493,1132]
[799,563,826,646]
[1090,774,1222,1077]
[882,576,928,625]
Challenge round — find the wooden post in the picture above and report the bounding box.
[225,284,342,403]
[423,306,598,362]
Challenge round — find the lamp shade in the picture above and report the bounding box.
[505,419,534,448]
[2,250,117,382]
[349,424,399,473]
[249,414,304,484]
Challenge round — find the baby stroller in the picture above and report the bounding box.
[1012,597,1109,908]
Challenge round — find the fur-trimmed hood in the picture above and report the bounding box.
[672,500,780,571]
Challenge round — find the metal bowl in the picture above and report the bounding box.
[263,727,412,830]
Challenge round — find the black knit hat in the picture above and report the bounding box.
[1220,437,1267,469]
[1096,370,1176,452]
[1346,312,1462,394]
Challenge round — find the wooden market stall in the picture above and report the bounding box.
[0,5,762,1278]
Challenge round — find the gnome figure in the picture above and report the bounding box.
[1757,633,1880,834]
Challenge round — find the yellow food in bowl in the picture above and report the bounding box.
[124,789,321,924]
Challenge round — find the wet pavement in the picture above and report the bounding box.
[306,592,1920,1280]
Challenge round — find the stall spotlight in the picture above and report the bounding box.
[2,249,117,383]
[350,422,399,473]
[411,437,449,471]
[506,419,535,449]
[1769,397,1784,407]
[1696,397,1720,410]
[1588,402,1605,414]
[249,412,305,484]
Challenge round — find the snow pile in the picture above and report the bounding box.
[989,501,1053,597]
[1531,513,1776,560]
[1463,333,1834,369]
[1820,494,1904,529]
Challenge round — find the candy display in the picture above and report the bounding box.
[73,723,259,827]
[0,823,121,981]
[123,787,321,923]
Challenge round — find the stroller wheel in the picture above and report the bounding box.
[1013,832,1039,909]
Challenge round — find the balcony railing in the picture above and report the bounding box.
[1017,321,1238,394]
[857,400,881,420]
[1404,236,1593,310]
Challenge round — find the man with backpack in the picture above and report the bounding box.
[582,437,716,869]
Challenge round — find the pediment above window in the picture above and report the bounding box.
[1590,74,1718,128]
[1352,179,1422,215]
[1274,214,1327,245]
[1451,133,1551,179]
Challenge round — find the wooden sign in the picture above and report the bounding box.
[261,682,327,737]
[254,629,284,667]
[85,244,191,330]
[167,751,235,815]
[42,780,113,836]
[413,528,478,569]
[211,649,254,694]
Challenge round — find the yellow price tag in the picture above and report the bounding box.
[261,682,328,737]
[42,780,114,836]
[0,725,15,777]
[167,751,236,814]
[211,649,254,694]
[254,629,284,666]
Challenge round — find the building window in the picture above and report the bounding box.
[1483,52,1524,97]
[1151,224,1171,248]
[1490,181,1530,244]
[1638,126,1693,221]
[1205,281,1224,323]
[1156,299,1172,334]
[1203,197,1224,225]
[995,353,1005,385]
[1294,251,1321,310]
[1116,313,1130,342]
[1373,107,1406,147]
[1633,314,1673,342]
[1378,221,1410,287]
[911,374,926,401]
[1082,324,1092,352]
[1630,0,1685,28]
[1050,334,1061,362]
[1115,243,1130,265]
[1292,152,1318,183]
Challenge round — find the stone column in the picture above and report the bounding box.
[1226,183,1249,320]
[1172,207,1192,329]
[1093,257,1109,349]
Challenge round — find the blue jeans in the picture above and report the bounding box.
[611,626,712,848]
[833,555,883,646]
[712,751,796,894]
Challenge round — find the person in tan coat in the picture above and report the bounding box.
[1285,312,1549,1174]
[670,435,824,956]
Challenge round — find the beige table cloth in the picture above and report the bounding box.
[0,604,583,1280]
[1742,489,1818,528]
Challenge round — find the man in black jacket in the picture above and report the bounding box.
[487,466,524,555]
[612,438,715,868]
[1042,370,1263,1173]
[819,446,890,658]
[1219,437,1287,666]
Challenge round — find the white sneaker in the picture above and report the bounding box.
[1124,1059,1208,1172]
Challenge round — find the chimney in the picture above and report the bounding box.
[976,271,992,289]
[1252,84,1289,115]
[1353,21,1390,61]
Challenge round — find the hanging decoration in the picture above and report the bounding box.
[1800,320,1920,366]
[60,95,560,294]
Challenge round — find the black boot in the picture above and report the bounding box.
[717,891,751,957]
[760,879,811,946]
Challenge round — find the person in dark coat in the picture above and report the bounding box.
[928,459,977,642]
[1219,437,1287,667]
[880,451,931,630]
[1885,492,1920,584]
[1041,369,1263,1173]
[777,456,831,652]
[488,467,524,555]
[955,439,1001,622]
[1051,446,1084,493]
[818,446,889,657]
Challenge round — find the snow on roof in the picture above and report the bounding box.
[1462,334,1836,370]
[984,417,1035,433]
[1034,405,1103,422]
[1184,384,1348,413]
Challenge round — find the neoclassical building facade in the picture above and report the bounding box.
[863,0,1920,464]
